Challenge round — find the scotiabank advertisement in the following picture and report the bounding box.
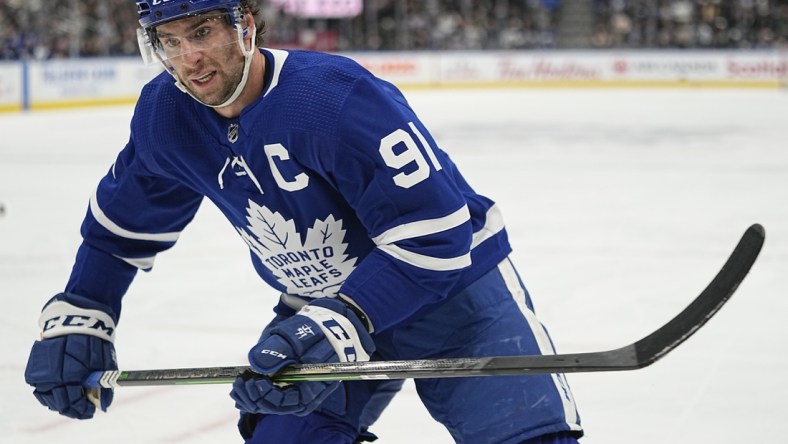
[725,54,787,79]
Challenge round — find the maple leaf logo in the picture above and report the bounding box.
[236,200,357,297]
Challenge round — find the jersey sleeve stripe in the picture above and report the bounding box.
[116,255,156,270]
[373,204,504,272]
[372,204,470,245]
[90,191,181,242]
[377,244,471,271]
[471,204,505,249]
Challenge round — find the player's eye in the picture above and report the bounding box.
[193,26,211,40]
[160,37,180,48]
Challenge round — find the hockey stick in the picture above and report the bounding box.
[85,223,765,388]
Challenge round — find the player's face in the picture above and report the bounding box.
[154,12,246,106]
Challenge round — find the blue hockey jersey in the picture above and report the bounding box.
[66,48,512,332]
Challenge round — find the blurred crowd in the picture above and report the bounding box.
[1,0,785,60]
[590,0,788,48]
[1,0,139,59]
[268,0,562,51]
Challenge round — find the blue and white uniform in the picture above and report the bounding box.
[66,48,582,443]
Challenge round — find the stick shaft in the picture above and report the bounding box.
[85,224,765,388]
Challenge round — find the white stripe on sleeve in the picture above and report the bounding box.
[471,204,504,249]
[378,244,472,271]
[372,205,470,245]
[90,190,181,243]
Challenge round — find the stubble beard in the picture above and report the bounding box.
[183,50,245,106]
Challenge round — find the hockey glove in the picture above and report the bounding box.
[230,297,375,417]
[24,293,118,420]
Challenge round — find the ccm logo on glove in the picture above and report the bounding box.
[259,349,288,360]
[39,300,117,343]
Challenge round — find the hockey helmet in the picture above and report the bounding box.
[136,0,244,30]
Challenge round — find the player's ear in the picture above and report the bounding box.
[242,12,255,45]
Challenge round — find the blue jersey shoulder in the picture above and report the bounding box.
[132,71,204,152]
[252,49,378,140]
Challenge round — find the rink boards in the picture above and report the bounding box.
[0,50,785,112]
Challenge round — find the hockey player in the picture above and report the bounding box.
[24,1,583,442]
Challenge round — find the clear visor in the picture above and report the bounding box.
[137,12,246,66]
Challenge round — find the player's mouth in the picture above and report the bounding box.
[190,71,216,88]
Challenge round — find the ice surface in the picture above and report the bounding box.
[2,89,787,443]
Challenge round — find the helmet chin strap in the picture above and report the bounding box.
[172,23,257,109]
